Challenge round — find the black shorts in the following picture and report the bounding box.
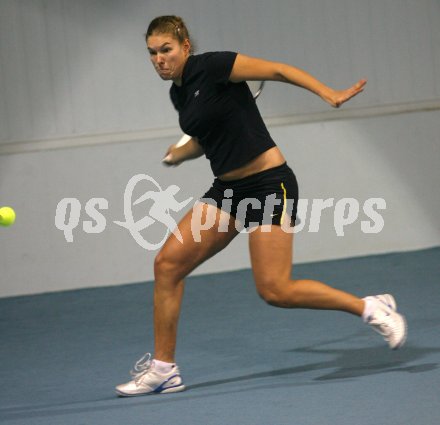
[200,162,299,229]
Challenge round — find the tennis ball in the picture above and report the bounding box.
[0,206,16,227]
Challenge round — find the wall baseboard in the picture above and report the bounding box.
[1,99,439,156]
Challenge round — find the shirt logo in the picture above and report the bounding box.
[194,90,200,98]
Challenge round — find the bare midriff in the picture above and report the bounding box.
[218,147,286,181]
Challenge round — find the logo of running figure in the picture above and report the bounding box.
[114,174,193,250]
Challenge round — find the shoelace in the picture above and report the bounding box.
[130,353,153,384]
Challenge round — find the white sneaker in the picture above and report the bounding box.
[364,294,407,350]
[116,353,185,396]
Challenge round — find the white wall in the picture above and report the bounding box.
[0,0,439,297]
[1,110,439,298]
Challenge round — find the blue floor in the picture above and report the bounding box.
[1,247,439,425]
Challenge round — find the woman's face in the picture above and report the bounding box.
[147,33,190,83]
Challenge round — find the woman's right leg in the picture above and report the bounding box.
[115,203,239,396]
[153,202,239,363]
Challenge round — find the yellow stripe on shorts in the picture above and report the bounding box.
[280,182,287,225]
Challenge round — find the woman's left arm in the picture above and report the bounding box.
[230,53,367,108]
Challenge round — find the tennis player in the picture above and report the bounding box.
[116,15,407,396]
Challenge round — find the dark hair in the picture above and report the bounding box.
[145,16,194,54]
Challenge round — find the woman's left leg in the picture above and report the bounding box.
[248,225,365,315]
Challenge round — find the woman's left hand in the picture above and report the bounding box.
[323,79,367,108]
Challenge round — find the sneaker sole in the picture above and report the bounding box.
[391,313,407,350]
[158,384,186,394]
[116,384,186,397]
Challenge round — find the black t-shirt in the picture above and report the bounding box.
[170,52,276,176]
